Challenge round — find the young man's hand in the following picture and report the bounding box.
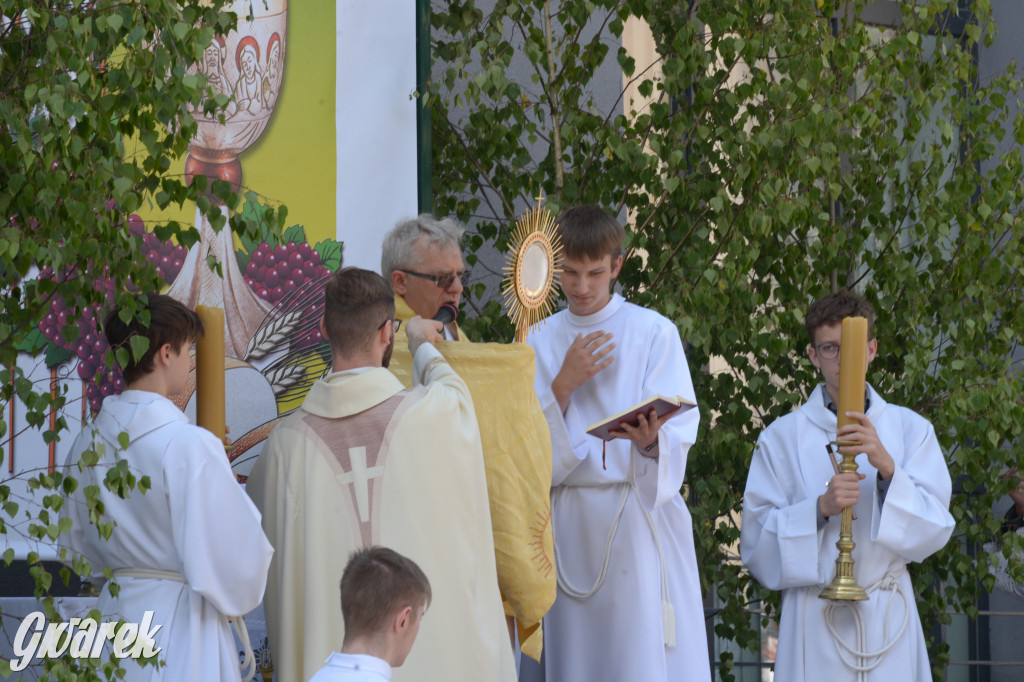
[609,408,661,458]
[406,316,443,357]
[837,411,895,480]
[820,472,866,518]
[551,331,615,412]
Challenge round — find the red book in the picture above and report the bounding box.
[586,395,696,441]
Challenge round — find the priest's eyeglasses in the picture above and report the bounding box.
[400,269,470,289]
[378,318,402,333]
[815,342,841,359]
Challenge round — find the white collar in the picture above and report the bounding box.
[565,293,625,327]
[802,383,886,432]
[323,652,392,679]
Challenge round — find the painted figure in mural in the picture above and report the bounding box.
[741,288,955,682]
[60,294,273,681]
[263,33,283,110]
[196,35,236,118]
[523,205,709,682]
[308,546,431,682]
[233,38,264,117]
[246,267,517,682]
[381,215,557,663]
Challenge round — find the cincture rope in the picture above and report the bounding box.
[822,566,910,682]
[112,568,257,682]
[552,481,676,648]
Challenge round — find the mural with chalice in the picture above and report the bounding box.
[28,0,341,479]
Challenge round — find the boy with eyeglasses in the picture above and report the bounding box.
[740,288,954,682]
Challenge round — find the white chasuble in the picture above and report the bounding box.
[248,344,516,682]
[301,392,406,548]
[741,384,954,682]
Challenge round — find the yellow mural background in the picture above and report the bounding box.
[138,2,335,246]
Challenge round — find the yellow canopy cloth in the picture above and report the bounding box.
[390,295,555,661]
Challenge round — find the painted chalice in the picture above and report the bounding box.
[168,0,288,359]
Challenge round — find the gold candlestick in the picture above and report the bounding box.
[195,305,226,443]
[820,316,869,601]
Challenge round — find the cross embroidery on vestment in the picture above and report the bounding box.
[338,446,386,523]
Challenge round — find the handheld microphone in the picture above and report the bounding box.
[432,303,458,325]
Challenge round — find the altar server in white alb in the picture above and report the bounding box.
[740,289,954,682]
[61,294,273,681]
[525,205,710,682]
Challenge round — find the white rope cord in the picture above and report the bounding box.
[231,615,257,682]
[822,566,910,682]
[553,483,630,601]
[552,480,675,647]
[637,482,676,648]
[112,568,257,682]
[112,567,185,582]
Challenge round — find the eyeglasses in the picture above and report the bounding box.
[377,318,402,333]
[400,269,470,289]
[814,342,841,360]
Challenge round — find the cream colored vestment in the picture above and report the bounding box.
[247,344,516,682]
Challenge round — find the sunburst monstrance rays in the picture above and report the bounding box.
[502,198,563,343]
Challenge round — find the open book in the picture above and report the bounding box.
[586,394,696,441]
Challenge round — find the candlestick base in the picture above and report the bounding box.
[819,575,869,601]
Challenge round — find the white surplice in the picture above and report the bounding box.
[525,294,710,682]
[61,390,273,681]
[741,384,954,682]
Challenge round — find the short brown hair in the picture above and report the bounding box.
[557,205,625,261]
[340,546,432,642]
[102,294,203,385]
[805,289,875,345]
[322,268,395,357]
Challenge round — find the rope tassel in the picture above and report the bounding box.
[662,601,676,648]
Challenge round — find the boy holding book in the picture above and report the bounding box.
[525,205,709,682]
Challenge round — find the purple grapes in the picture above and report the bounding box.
[129,215,187,284]
[35,216,188,413]
[36,267,125,413]
[245,242,330,347]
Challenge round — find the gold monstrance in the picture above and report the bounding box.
[819,316,870,601]
[502,193,563,342]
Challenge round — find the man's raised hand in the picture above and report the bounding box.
[406,316,443,357]
[551,330,615,412]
